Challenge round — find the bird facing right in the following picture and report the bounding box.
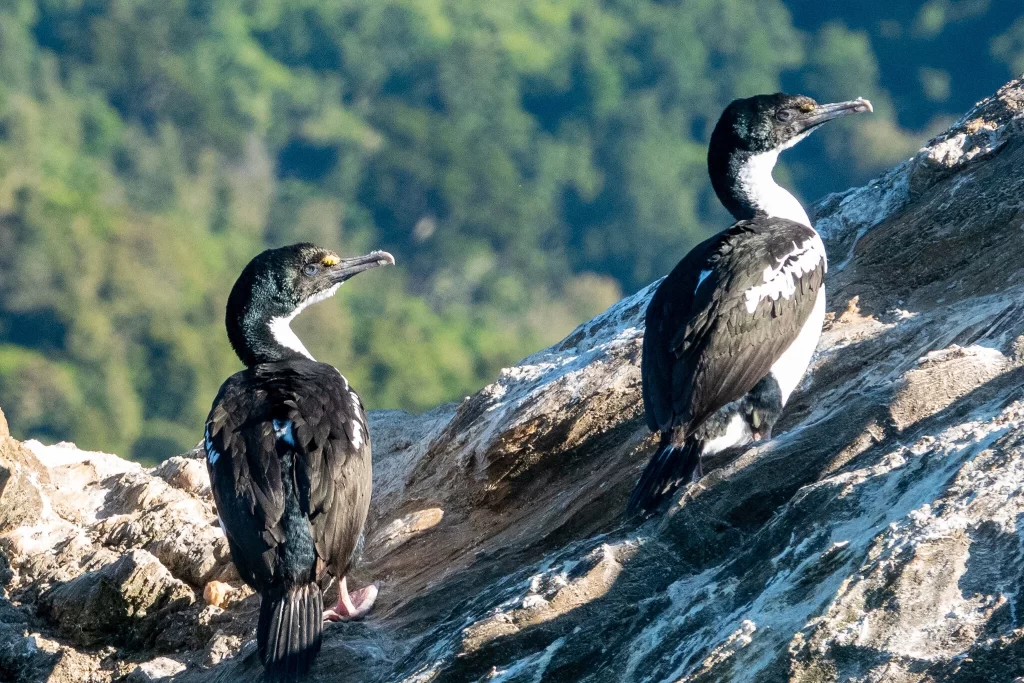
[628,93,873,517]
[205,243,394,681]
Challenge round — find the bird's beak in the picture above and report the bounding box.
[329,250,396,283]
[795,98,873,134]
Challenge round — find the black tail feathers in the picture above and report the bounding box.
[257,582,324,682]
[626,438,703,518]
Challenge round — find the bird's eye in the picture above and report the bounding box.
[303,264,319,277]
[776,109,793,122]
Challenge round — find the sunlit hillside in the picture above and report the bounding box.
[0,0,1019,461]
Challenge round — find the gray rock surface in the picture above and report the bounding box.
[1,76,1024,682]
[40,549,194,648]
[126,657,187,682]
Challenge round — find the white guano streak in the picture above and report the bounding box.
[744,235,826,314]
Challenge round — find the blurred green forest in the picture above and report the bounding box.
[0,0,1020,461]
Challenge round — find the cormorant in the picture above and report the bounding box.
[628,93,872,516]
[204,243,394,680]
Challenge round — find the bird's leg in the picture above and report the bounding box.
[746,376,784,443]
[323,576,378,622]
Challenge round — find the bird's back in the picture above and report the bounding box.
[642,217,825,435]
[205,359,372,591]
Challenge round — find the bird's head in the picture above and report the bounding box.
[708,93,873,224]
[226,243,395,366]
[713,93,873,155]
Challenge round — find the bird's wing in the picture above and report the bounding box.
[205,364,372,588]
[283,366,372,577]
[642,218,826,434]
[641,232,718,433]
[205,373,284,590]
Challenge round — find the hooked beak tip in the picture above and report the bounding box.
[329,249,396,283]
[853,97,873,113]
[798,97,874,133]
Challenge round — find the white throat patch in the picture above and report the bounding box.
[267,283,341,361]
[736,149,811,227]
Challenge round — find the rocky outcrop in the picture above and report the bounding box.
[2,76,1024,682]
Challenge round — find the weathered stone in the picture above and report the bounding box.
[0,597,32,682]
[369,507,445,558]
[95,471,229,587]
[126,656,186,682]
[40,549,194,648]
[201,631,242,668]
[152,456,211,498]
[0,437,46,533]
[1,76,1024,682]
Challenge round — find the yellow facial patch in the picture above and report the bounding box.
[799,102,815,113]
[321,254,340,266]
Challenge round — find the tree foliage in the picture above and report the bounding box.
[0,0,1017,461]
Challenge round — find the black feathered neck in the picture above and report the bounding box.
[707,93,809,222]
[226,262,311,367]
[225,243,328,367]
[708,145,762,222]
[224,243,394,367]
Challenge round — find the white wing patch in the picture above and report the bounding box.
[347,389,364,448]
[204,428,219,465]
[743,235,826,314]
[695,269,713,294]
[272,419,296,446]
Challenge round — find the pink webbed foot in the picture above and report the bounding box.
[323,576,378,622]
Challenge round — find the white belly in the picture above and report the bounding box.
[769,287,825,405]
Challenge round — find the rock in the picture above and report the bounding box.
[94,469,229,586]
[0,597,33,681]
[202,581,233,609]
[202,631,242,668]
[0,437,46,534]
[40,549,194,648]
[1,76,1024,682]
[370,507,445,558]
[40,645,106,683]
[890,344,1010,429]
[152,457,211,498]
[126,656,186,682]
